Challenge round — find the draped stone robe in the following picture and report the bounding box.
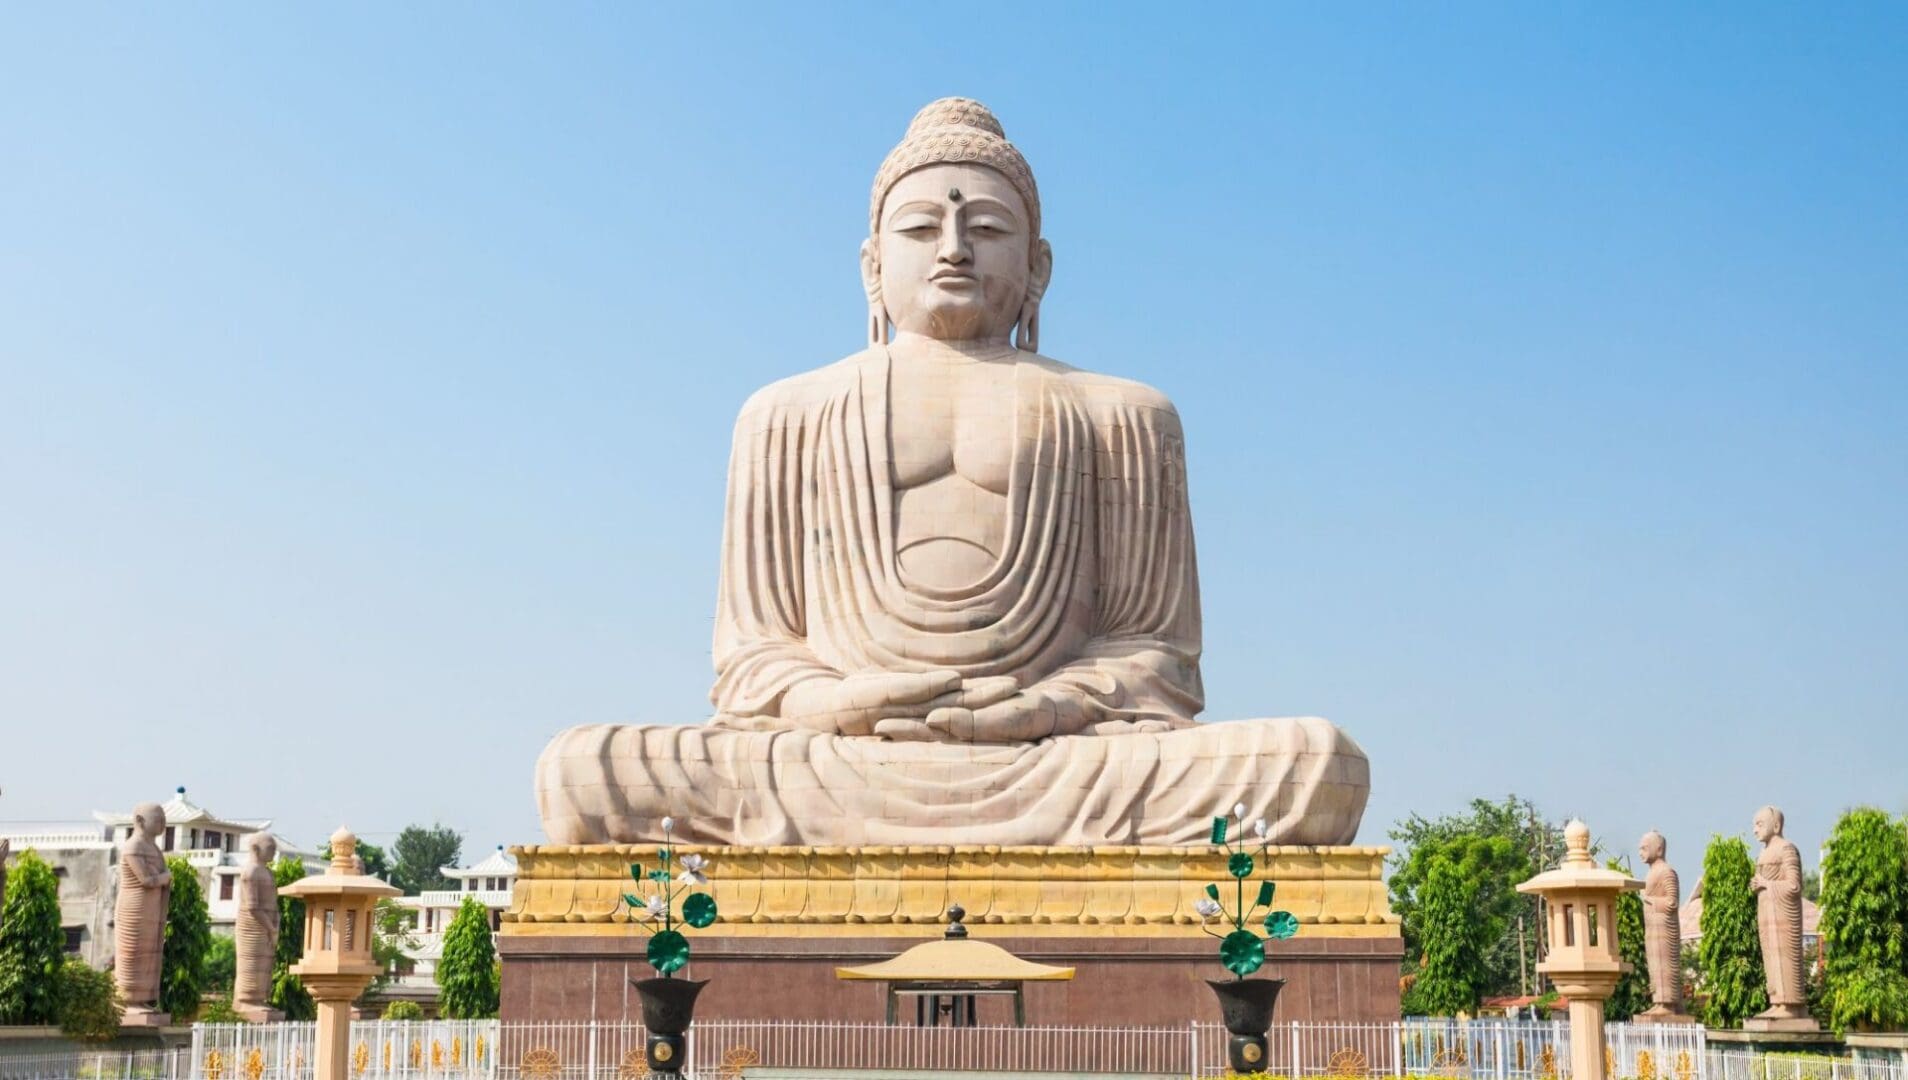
[113,838,169,1008]
[712,347,1202,727]
[1642,861,1683,1010]
[1757,836,1807,1007]
[535,349,1370,847]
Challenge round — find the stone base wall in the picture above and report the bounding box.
[500,933,1401,1026]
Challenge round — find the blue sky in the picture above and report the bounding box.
[2,6,1903,870]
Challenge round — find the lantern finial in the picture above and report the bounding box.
[329,827,358,873]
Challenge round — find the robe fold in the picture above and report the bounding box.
[535,348,1372,847]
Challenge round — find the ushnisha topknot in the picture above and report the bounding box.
[869,97,1041,240]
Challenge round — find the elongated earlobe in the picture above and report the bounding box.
[860,238,887,346]
[1016,239,1053,353]
[1014,299,1039,353]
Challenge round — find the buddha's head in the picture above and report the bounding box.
[1753,805,1784,843]
[247,832,276,865]
[863,98,1053,350]
[132,802,166,842]
[1640,829,1666,865]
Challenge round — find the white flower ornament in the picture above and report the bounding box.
[677,852,710,886]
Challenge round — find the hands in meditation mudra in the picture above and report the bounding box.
[537,99,1370,846]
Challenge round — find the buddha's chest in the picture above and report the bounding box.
[888,367,1018,494]
[888,365,1021,589]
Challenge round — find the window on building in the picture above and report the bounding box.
[62,927,83,954]
[220,875,235,901]
[466,879,477,892]
[53,867,69,880]
[163,828,175,852]
[205,830,221,850]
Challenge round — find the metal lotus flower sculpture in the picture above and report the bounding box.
[1197,804,1299,978]
[620,817,719,976]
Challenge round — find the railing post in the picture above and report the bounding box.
[586,1019,598,1080]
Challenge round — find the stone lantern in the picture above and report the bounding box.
[1517,820,1641,1080]
[282,828,400,1080]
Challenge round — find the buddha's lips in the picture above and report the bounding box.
[931,271,977,284]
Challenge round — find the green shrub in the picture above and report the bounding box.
[160,857,211,1020]
[0,850,66,1024]
[269,857,314,1020]
[436,898,498,1019]
[203,934,237,994]
[55,958,123,1041]
[198,995,245,1024]
[1699,835,1768,1027]
[1818,808,1908,1032]
[381,999,425,1021]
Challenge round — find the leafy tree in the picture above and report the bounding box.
[54,958,122,1041]
[1699,835,1768,1027]
[1389,795,1564,997]
[160,856,212,1019]
[1608,857,1652,1021]
[1403,856,1485,1015]
[436,897,498,1019]
[269,856,314,1020]
[364,898,417,1000]
[1817,808,1908,1032]
[204,934,237,994]
[381,1000,424,1021]
[0,850,66,1024]
[391,825,462,895]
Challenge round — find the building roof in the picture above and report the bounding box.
[93,787,271,835]
[444,846,518,879]
[837,940,1074,983]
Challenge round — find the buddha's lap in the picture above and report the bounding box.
[535,715,1369,846]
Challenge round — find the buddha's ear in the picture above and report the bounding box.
[1016,239,1053,353]
[859,239,886,346]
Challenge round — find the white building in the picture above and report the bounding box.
[0,787,321,968]
[392,846,516,982]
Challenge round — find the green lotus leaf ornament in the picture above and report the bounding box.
[628,863,643,882]
[1264,910,1300,940]
[646,929,690,974]
[1228,852,1255,879]
[681,892,718,929]
[1220,929,1265,976]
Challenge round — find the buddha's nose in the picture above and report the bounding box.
[937,220,971,264]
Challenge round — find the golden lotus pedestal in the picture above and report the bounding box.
[498,843,1402,1027]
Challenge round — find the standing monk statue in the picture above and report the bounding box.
[1748,805,1814,1029]
[233,833,282,1022]
[1637,830,1688,1021]
[114,802,172,1024]
[535,98,1371,847]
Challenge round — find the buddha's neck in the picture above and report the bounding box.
[888,333,1019,365]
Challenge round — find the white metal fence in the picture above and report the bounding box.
[0,1050,189,1080]
[174,1019,1908,1080]
[1709,1051,1907,1080]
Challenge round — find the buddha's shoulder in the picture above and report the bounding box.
[733,349,881,419]
[1030,353,1182,426]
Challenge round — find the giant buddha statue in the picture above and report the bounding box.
[536,98,1371,847]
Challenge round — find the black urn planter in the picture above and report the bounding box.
[633,976,708,1075]
[1207,978,1284,1074]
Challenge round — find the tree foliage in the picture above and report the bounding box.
[159,856,212,1020]
[391,825,462,896]
[1699,835,1768,1027]
[381,1000,424,1021]
[204,934,237,994]
[1607,857,1652,1021]
[55,958,122,1041]
[1818,807,1908,1032]
[269,856,314,1021]
[0,850,66,1024]
[1403,857,1486,1015]
[1389,795,1563,999]
[436,897,498,1019]
[365,899,417,1000]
